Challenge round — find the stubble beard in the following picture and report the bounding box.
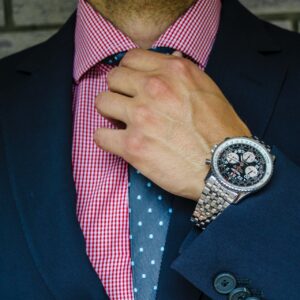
[88,0,196,31]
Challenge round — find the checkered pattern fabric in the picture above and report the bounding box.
[72,0,221,299]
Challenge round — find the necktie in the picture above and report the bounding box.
[103,47,175,300]
[102,47,175,66]
[128,166,173,300]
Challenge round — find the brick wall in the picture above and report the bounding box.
[0,0,300,59]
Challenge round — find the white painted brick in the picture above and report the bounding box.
[240,0,300,14]
[0,0,4,26]
[0,29,56,59]
[269,20,294,31]
[12,0,77,26]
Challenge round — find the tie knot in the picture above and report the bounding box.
[102,47,175,66]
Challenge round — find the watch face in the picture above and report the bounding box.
[212,137,274,192]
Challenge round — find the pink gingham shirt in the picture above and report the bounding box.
[72,0,221,299]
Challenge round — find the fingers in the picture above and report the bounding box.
[95,91,133,124]
[119,48,172,71]
[93,127,127,158]
[107,66,145,96]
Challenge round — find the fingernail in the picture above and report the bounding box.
[172,51,183,57]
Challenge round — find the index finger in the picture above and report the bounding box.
[119,48,174,71]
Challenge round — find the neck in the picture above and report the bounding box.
[88,0,196,49]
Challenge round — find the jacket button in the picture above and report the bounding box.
[229,287,251,300]
[214,273,237,294]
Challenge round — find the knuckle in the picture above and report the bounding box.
[169,58,189,74]
[145,76,169,98]
[124,133,144,157]
[132,105,152,126]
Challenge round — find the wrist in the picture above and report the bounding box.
[188,131,252,203]
[189,168,209,202]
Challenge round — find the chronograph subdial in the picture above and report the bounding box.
[226,152,240,164]
[242,151,256,163]
[245,166,258,178]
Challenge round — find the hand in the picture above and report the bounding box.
[93,49,251,201]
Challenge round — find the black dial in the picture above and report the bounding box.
[216,143,266,188]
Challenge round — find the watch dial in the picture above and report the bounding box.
[216,143,266,188]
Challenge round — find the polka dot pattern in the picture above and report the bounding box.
[128,165,173,300]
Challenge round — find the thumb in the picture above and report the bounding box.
[172,51,183,57]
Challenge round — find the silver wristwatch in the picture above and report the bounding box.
[191,136,275,230]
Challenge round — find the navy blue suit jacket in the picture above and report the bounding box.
[0,0,300,299]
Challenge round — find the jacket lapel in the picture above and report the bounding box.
[157,0,287,299]
[2,13,108,300]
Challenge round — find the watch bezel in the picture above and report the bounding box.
[211,137,274,193]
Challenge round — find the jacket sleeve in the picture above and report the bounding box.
[171,146,300,299]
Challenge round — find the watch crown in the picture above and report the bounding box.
[205,159,212,165]
[272,155,276,162]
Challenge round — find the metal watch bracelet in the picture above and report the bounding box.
[191,173,238,230]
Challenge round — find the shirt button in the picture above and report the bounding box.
[213,273,237,294]
[229,287,251,300]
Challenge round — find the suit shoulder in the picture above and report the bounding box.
[262,20,300,60]
[0,40,48,80]
[0,38,55,116]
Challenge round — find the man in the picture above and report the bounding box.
[0,0,300,299]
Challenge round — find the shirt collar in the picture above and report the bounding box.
[74,0,221,82]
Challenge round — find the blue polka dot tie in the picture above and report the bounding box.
[128,165,173,300]
[102,47,175,66]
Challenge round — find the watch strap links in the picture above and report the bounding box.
[191,174,238,230]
